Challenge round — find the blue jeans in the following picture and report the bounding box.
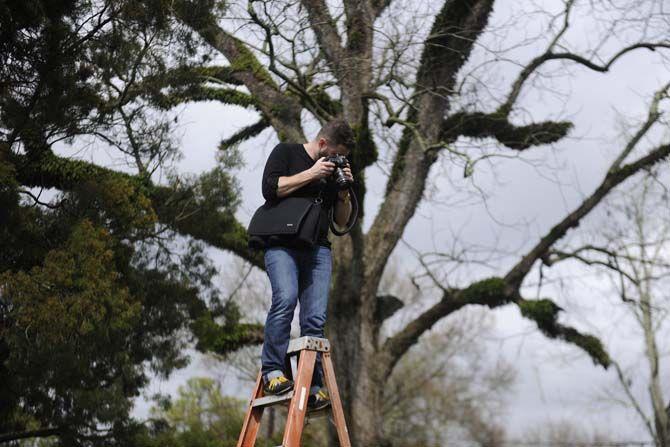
[261,245,332,395]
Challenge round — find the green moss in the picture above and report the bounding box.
[197,65,244,85]
[276,128,289,142]
[518,298,611,368]
[518,298,562,330]
[441,111,572,151]
[269,101,297,122]
[223,221,264,268]
[348,29,363,50]
[312,89,342,117]
[191,315,263,355]
[153,86,257,110]
[218,116,269,151]
[564,329,611,368]
[385,108,417,197]
[460,277,509,307]
[351,122,377,169]
[230,38,276,88]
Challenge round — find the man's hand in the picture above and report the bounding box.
[276,161,328,198]
[341,164,353,184]
[337,164,354,199]
[310,157,336,180]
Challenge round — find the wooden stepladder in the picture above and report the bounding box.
[236,336,351,447]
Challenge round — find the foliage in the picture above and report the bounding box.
[133,377,323,447]
[0,1,248,445]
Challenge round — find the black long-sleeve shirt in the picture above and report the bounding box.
[260,142,339,249]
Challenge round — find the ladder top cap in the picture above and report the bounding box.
[287,336,331,354]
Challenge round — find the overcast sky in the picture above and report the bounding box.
[117,0,670,443]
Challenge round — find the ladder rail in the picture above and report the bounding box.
[282,349,316,446]
[322,351,351,447]
[236,372,265,447]
[235,336,352,447]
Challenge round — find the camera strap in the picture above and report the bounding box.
[329,186,359,236]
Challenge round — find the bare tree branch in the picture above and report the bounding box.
[173,3,304,141]
[613,360,657,440]
[365,0,495,300]
[505,141,670,289]
[498,11,669,118]
[380,82,670,372]
[381,278,609,376]
[370,0,393,19]
[218,116,271,151]
[246,1,337,122]
[375,294,404,323]
[609,82,670,172]
[300,0,345,76]
[440,111,572,151]
[505,82,670,288]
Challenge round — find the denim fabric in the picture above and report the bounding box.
[261,245,332,395]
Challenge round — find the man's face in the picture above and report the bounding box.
[318,137,350,159]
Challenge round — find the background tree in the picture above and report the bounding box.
[4,0,670,445]
[519,419,616,447]
[200,256,514,446]
[153,0,669,444]
[1,1,260,445]
[380,315,512,446]
[133,377,322,447]
[581,175,670,447]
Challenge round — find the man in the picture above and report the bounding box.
[258,119,354,412]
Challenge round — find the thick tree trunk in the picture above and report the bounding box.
[328,287,388,447]
[326,222,388,446]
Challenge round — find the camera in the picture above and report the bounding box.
[324,154,351,189]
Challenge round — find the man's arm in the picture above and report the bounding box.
[276,157,335,198]
[334,190,352,226]
[276,170,316,198]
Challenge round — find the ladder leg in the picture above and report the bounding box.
[284,353,293,381]
[322,352,352,447]
[236,371,265,447]
[282,349,316,447]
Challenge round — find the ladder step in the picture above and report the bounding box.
[286,336,330,354]
[236,338,350,447]
[252,390,294,408]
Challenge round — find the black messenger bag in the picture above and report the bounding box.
[247,189,324,250]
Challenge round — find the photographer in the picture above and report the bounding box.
[256,119,354,411]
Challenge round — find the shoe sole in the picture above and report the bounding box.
[307,401,331,412]
[263,383,294,396]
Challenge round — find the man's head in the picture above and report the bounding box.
[315,119,355,159]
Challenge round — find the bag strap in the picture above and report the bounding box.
[314,180,325,204]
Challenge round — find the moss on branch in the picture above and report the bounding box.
[518,298,610,368]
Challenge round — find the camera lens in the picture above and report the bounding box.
[335,169,347,186]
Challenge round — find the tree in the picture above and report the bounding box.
[138,377,258,447]
[134,377,325,447]
[150,0,669,444]
[585,175,670,447]
[5,0,670,445]
[1,2,260,445]
[208,257,514,446]
[519,418,616,447]
[381,312,512,446]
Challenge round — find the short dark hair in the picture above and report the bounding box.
[317,119,355,150]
